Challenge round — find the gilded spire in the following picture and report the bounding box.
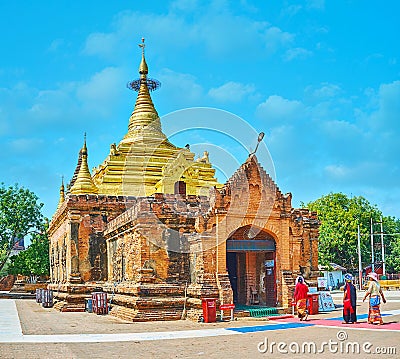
[124,38,165,141]
[56,176,65,209]
[70,134,98,195]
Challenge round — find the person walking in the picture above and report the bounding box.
[342,273,357,324]
[294,276,309,321]
[363,272,386,325]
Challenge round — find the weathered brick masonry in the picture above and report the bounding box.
[48,42,319,320]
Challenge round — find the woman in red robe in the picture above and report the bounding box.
[343,273,357,324]
[294,276,309,321]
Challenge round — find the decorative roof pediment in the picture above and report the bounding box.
[203,155,292,232]
[224,155,279,199]
[162,151,193,179]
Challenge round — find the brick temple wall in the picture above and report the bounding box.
[104,195,210,286]
[198,156,320,308]
[47,155,319,318]
[48,195,132,285]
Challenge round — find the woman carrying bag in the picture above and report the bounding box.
[362,272,386,325]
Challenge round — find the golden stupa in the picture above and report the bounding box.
[70,134,98,195]
[84,39,220,197]
[56,177,65,209]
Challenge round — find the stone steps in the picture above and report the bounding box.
[53,300,85,312]
[110,304,183,322]
[110,293,186,309]
[105,283,186,297]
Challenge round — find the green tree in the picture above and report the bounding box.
[8,230,50,277]
[305,193,400,273]
[0,183,44,272]
[7,250,30,276]
[304,193,381,270]
[383,217,400,273]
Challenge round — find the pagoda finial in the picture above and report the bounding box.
[70,135,98,195]
[139,37,145,54]
[56,176,65,209]
[138,38,148,75]
[127,38,160,92]
[123,38,164,141]
[82,132,87,154]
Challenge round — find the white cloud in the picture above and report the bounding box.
[313,84,341,98]
[320,119,361,138]
[170,0,200,11]
[0,106,10,135]
[158,68,203,106]
[76,67,126,117]
[364,53,384,64]
[305,83,342,99]
[324,164,349,178]
[256,95,306,123]
[28,88,75,121]
[306,0,325,10]
[82,12,195,60]
[374,80,400,126]
[47,39,64,52]
[282,5,303,17]
[263,27,294,53]
[208,82,255,102]
[83,32,118,58]
[323,161,389,186]
[83,8,295,61]
[284,47,313,61]
[239,0,258,13]
[0,66,130,140]
[258,79,400,217]
[9,138,44,153]
[356,80,400,134]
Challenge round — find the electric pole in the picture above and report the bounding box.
[357,225,362,289]
[370,218,375,272]
[379,217,386,276]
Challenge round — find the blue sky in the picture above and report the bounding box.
[0,0,399,220]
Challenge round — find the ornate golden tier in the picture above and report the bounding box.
[90,40,220,196]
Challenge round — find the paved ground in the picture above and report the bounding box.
[0,291,399,358]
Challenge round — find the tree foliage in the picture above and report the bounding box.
[8,230,50,277]
[304,193,400,272]
[0,183,44,271]
[384,217,400,273]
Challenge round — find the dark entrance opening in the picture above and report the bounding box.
[174,181,186,196]
[226,226,276,306]
[264,252,276,307]
[227,252,238,303]
[226,252,248,304]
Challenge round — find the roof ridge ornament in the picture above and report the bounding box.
[248,132,265,157]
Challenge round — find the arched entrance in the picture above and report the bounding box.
[226,225,276,307]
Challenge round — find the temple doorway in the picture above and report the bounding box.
[226,226,276,306]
